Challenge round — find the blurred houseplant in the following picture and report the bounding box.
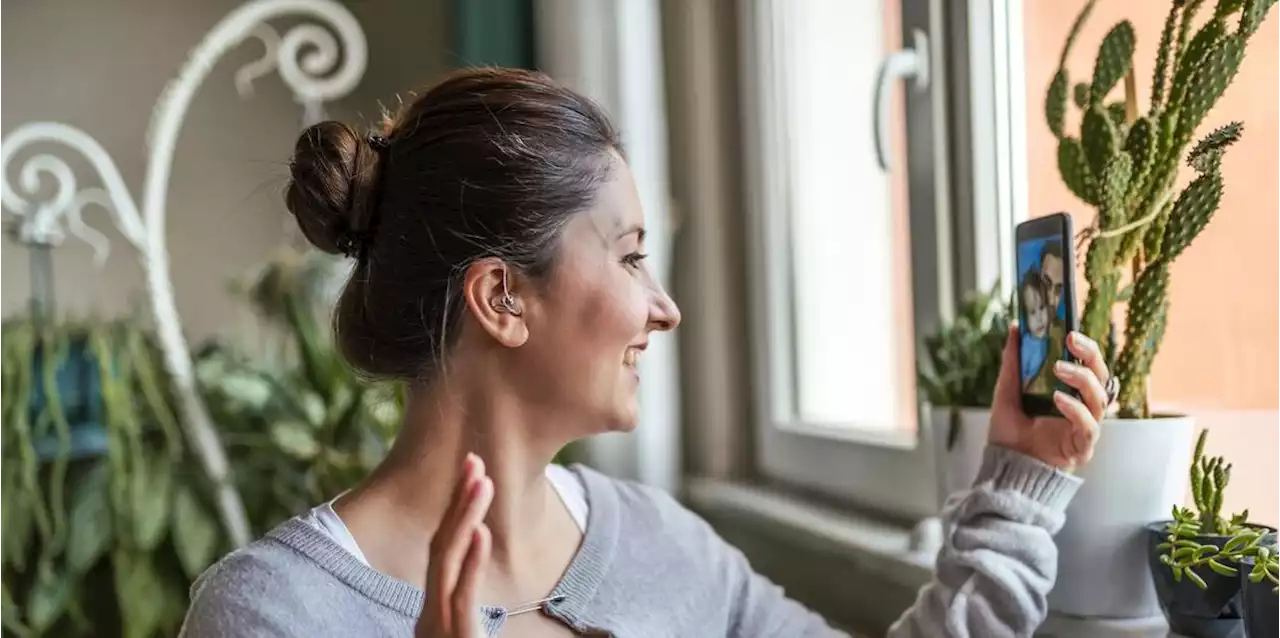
[1042,0,1275,618]
[1,248,404,637]
[1144,430,1277,637]
[917,283,1009,506]
[1,318,220,638]
[200,247,402,526]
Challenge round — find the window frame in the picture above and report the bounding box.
[736,0,1023,520]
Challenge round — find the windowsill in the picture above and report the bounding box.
[685,476,938,591]
[772,422,921,450]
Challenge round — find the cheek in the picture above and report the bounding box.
[575,272,649,345]
[539,264,648,362]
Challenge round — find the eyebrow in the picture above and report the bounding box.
[616,224,646,242]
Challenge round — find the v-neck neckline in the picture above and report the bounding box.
[267,463,619,635]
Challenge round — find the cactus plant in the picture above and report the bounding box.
[1156,430,1274,589]
[1188,429,1238,534]
[1046,0,1275,418]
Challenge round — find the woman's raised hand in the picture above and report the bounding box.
[988,326,1109,470]
[415,453,493,638]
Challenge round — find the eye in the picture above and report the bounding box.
[622,252,649,268]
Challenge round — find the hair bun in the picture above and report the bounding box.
[285,121,384,256]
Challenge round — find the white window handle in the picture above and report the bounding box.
[873,28,930,172]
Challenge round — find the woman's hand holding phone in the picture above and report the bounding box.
[989,325,1109,470]
[415,453,493,638]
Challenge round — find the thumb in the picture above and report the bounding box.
[993,324,1020,406]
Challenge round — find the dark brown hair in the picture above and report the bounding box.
[1038,241,1063,270]
[285,67,623,381]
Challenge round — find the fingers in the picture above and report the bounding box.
[439,454,484,539]
[1053,391,1099,464]
[436,476,493,605]
[425,453,492,633]
[1053,360,1107,419]
[428,455,479,596]
[1066,332,1109,386]
[453,524,491,637]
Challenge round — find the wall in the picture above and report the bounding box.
[1024,2,1278,525]
[2,0,451,342]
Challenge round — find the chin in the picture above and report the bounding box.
[612,416,640,433]
[601,402,641,433]
[598,411,639,433]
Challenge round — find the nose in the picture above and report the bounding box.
[648,285,681,333]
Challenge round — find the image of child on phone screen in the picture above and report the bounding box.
[1020,271,1051,392]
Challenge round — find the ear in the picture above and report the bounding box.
[462,258,529,348]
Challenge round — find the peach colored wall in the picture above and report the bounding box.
[1024,2,1278,526]
[1024,2,1278,409]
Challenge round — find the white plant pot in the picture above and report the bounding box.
[928,406,991,509]
[1047,414,1195,619]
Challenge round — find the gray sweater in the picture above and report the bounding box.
[180,445,1080,637]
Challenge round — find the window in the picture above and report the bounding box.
[738,0,1275,536]
[737,0,957,520]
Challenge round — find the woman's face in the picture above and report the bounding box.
[512,153,680,433]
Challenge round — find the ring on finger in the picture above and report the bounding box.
[1104,375,1120,407]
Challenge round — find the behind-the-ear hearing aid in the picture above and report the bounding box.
[490,269,523,317]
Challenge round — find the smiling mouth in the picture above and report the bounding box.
[623,345,645,368]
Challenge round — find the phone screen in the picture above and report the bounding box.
[1015,228,1071,398]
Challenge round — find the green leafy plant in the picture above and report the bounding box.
[1157,430,1275,590]
[1,319,221,638]
[917,283,1010,450]
[1046,0,1276,418]
[201,247,401,529]
[1159,506,1261,589]
[1,249,406,637]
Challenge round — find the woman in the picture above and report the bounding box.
[181,68,1112,638]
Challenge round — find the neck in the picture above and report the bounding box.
[337,375,572,585]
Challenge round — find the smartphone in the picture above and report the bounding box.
[1015,213,1079,416]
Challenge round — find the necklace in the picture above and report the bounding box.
[508,594,567,616]
[486,594,568,621]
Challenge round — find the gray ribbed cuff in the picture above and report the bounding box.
[975,445,1082,513]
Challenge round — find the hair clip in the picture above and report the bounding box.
[366,133,390,152]
[335,232,366,260]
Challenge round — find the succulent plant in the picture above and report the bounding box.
[1159,506,1271,590]
[917,283,1010,450]
[1157,430,1274,589]
[1046,0,1275,418]
[1188,429,1239,534]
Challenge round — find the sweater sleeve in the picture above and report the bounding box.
[720,445,1079,638]
[886,445,1081,638]
[722,541,851,637]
